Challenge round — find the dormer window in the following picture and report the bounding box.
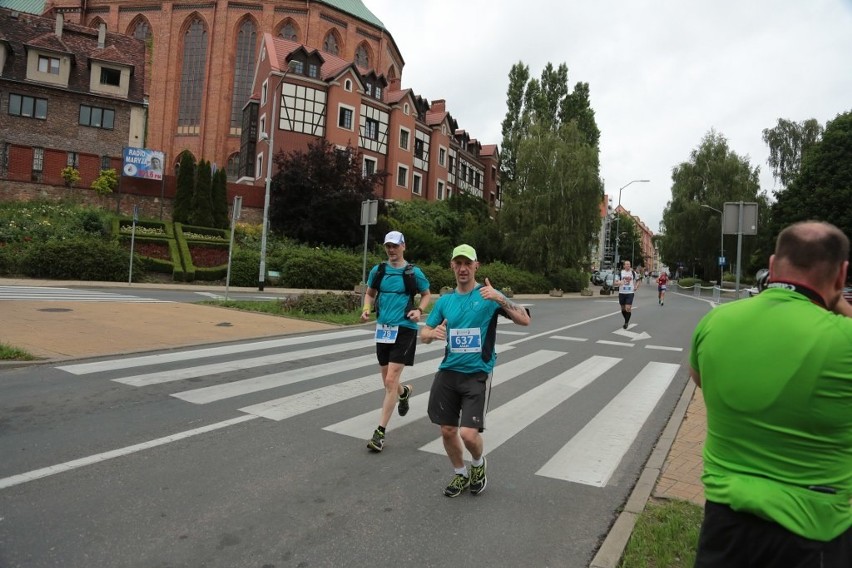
[290,60,304,75]
[308,64,318,78]
[374,86,381,100]
[38,55,60,75]
[100,67,121,87]
[364,81,372,96]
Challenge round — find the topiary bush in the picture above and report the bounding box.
[21,237,142,281]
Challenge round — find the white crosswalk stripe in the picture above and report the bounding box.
[0,285,170,303]
[536,361,679,486]
[51,329,685,489]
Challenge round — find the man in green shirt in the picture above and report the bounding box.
[690,221,852,567]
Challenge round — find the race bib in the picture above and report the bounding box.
[375,324,399,344]
[449,327,482,353]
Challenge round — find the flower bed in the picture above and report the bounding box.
[126,241,171,261]
[190,245,229,268]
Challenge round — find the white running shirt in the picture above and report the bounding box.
[619,270,636,294]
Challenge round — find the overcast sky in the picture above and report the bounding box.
[362,0,852,233]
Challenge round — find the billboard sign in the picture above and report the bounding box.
[122,147,165,181]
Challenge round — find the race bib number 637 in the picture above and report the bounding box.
[449,327,482,353]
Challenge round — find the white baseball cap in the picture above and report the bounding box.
[384,231,405,245]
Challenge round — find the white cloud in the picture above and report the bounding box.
[363,0,852,232]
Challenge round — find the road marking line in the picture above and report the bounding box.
[419,355,619,455]
[536,362,679,486]
[596,340,635,347]
[551,336,587,342]
[323,347,546,437]
[57,329,371,375]
[645,345,683,352]
[0,415,257,491]
[116,339,376,387]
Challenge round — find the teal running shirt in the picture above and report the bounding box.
[367,263,430,330]
[690,287,852,541]
[425,285,504,374]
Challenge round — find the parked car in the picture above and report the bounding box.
[591,269,612,287]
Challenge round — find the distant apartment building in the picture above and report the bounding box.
[0,8,146,186]
[34,0,501,209]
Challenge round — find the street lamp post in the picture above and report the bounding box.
[614,179,649,268]
[258,63,295,291]
[700,204,724,284]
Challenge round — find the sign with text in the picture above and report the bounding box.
[122,148,165,181]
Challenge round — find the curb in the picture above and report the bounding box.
[589,378,697,568]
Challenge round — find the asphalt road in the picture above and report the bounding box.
[0,286,712,568]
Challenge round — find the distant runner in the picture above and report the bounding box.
[657,271,668,306]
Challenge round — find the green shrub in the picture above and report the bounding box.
[478,261,551,293]
[21,237,142,281]
[277,247,363,290]
[0,243,25,275]
[678,277,697,288]
[549,267,588,293]
[228,248,261,287]
[281,292,361,314]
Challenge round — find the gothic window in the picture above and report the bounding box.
[230,19,257,131]
[226,153,240,180]
[322,31,339,55]
[132,19,150,42]
[355,44,369,68]
[279,22,297,41]
[177,17,208,132]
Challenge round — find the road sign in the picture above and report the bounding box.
[719,256,726,267]
[360,200,378,226]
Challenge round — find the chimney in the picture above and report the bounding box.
[55,12,64,38]
[430,99,446,113]
[98,23,106,49]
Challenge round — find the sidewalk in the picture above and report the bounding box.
[1,278,705,567]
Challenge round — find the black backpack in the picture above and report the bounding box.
[370,262,418,316]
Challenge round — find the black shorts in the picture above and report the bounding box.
[695,500,852,568]
[427,369,491,431]
[375,325,417,366]
[618,292,635,306]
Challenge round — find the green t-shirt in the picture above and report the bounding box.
[690,287,852,541]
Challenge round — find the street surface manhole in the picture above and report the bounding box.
[216,322,233,327]
[38,308,73,313]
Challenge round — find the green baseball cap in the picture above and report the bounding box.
[451,244,477,261]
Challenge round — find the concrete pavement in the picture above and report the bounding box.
[0,278,706,567]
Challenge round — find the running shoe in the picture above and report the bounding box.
[367,428,385,452]
[397,384,412,417]
[470,457,487,495]
[623,323,628,329]
[443,473,470,497]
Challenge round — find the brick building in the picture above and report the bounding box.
[0,8,146,187]
[35,0,501,210]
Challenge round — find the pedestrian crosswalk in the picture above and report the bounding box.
[54,327,684,488]
[0,285,169,302]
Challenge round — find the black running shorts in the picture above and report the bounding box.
[375,325,418,366]
[427,369,491,431]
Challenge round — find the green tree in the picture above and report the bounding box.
[269,140,386,247]
[172,151,195,223]
[501,121,602,275]
[499,61,602,276]
[660,130,767,280]
[762,118,823,188]
[499,62,531,182]
[211,168,229,229]
[190,159,214,227]
[90,169,118,196]
[770,110,852,261]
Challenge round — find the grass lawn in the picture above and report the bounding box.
[0,343,36,361]
[618,498,703,568]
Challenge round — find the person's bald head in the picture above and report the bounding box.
[771,221,849,289]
